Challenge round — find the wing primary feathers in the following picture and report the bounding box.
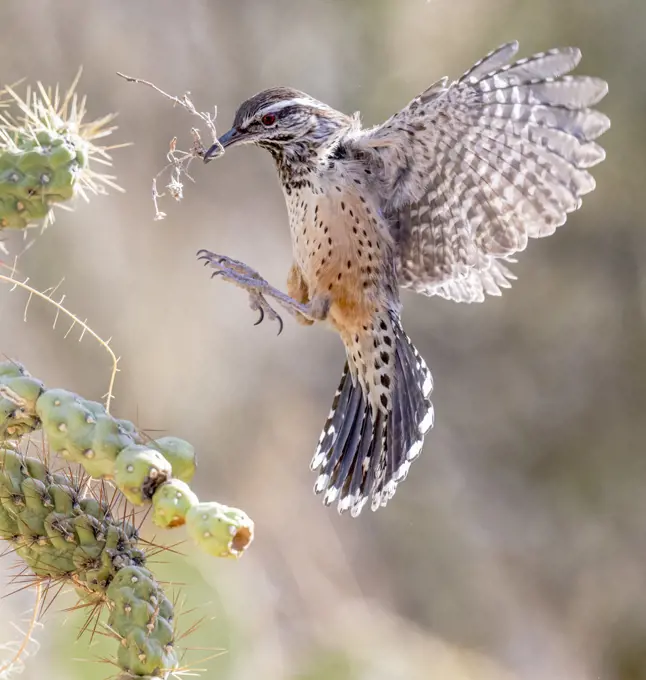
[353,42,610,303]
[460,41,520,83]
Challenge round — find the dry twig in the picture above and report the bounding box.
[0,257,120,413]
[116,72,223,220]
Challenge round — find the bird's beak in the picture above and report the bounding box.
[203,127,242,163]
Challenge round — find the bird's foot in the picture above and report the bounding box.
[197,249,314,334]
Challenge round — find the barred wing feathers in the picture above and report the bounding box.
[356,42,610,302]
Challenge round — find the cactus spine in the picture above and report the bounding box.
[0,73,121,231]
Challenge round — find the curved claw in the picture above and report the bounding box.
[276,316,284,336]
[254,307,265,326]
[210,271,224,279]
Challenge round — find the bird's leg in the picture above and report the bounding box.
[197,250,329,333]
[287,262,314,326]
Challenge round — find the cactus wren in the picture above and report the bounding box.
[198,42,609,517]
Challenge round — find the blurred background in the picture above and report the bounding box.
[0,0,644,678]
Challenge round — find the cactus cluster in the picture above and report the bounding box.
[0,445,178,677]
[0,70,250,679]
[0,358,256,676]
[0,360,254,558]
[0,74,120,231]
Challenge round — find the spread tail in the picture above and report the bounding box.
[310,314,433,516]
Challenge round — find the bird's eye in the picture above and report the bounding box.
[261,113,277,127]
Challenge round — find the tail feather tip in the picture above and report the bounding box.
[313,473,329,494]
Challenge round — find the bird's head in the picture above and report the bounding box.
[204,87,355,163]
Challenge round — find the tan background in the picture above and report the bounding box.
[0,1,644,679]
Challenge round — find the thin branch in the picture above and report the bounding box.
[116,71,223,221]
[0,271,120,413]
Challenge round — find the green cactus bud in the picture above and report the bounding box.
[0,500,18,539]
[117,418,140,440]
[81,397,115,420]
[0,375,45,408]
[107,565,178,677]
[24,456,50,483]
[0,400,40,439]
[36,388,136,476]
[82,415,137,478]
[0,361,44,439]
[43,512,76,553]
[152,436,196,483]
[79,496,105,521]
[36,388,97,453]
[114,445,173,506]
[48,483,77,514]
[0,447,27,493]
[151,479,199,529]
[115,630,177,679]
[0,361,25,380]
[185,502,254,558]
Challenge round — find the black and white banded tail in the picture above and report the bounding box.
[310,317,434,517]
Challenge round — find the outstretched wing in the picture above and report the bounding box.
[354,42,610,302]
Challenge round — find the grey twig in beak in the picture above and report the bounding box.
[204,127,241,163]
[203,141,224,163]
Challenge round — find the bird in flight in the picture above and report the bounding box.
[199,42,610,517]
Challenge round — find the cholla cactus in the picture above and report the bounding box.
[0,72,121,231]
[0,69,248,678]
[0,360,254,559]
[0,358,255,677]
[0,446,178,678]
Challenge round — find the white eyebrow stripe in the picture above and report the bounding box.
[257,98,315,116]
